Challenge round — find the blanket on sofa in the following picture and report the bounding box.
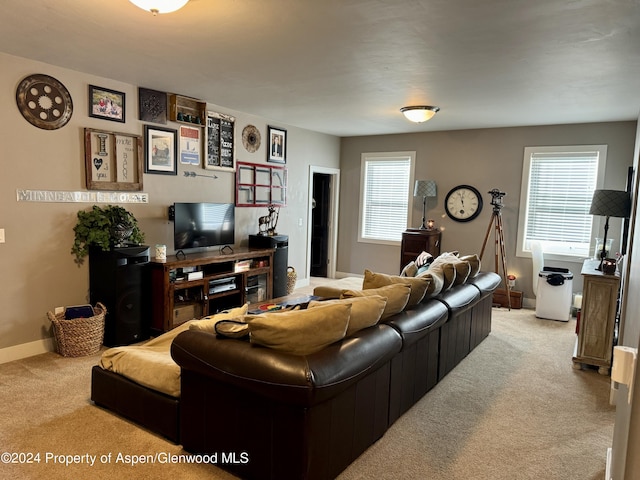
[99,320,196,397]
[99,304,249,397]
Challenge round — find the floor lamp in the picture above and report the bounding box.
[414,180,437,229]
[589,189,631,271]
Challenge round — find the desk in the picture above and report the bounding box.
[572,259,620,374]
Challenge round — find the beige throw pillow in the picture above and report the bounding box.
[189,304,249,334]
[363,269,430,307]
[459,254,481,278]
[342,283,411,319]
[244,302,351,355]
[437,252,472,285]
[400,261,418,277]
[308,295,387,336]
[423,256,457,291]
[416,269,446,297]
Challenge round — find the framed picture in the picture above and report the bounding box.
[205,111,235,171]
[84,128,143,191]
[179,125,202,166]
[267,126,286,164]
[89,85,125,123]
[144,125,177,175]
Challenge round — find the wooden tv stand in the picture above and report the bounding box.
[149,247,274,333]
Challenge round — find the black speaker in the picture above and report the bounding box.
[248,235,289,298]
[89,245,150,347]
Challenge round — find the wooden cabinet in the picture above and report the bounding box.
[400,228,442,272]
[149,248,274,333]
[572,259,620,375]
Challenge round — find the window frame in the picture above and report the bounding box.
[358,151,416,246]
[516,144,607,262]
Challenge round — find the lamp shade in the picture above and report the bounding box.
[414,180,437,198]
[129,0,189,14]
[589,189,631,218]
[401,106,440,123]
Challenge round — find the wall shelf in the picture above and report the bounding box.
[169,94,206,126]
[236,161,287,207]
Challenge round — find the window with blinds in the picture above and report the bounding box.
[517,145,606,260]
[359,152,415,245]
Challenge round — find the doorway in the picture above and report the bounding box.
[311,173,331,277]
[307,166,340,280]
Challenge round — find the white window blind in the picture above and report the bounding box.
[517,145,606,259]
[359,153,414,244]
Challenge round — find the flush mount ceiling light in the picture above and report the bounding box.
[129,0,189,15]
[400,106,440,123]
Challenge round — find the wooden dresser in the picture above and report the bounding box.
[572,259,620,375]
[400,228,441,272]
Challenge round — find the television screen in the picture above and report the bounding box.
[174,203,235,251]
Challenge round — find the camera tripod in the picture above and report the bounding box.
[479,189,511,309]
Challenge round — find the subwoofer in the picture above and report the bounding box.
[89,245,150,347]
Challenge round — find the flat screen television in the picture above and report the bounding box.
[173,202,235,251]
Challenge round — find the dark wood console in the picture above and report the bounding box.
[400,228,442,272]
[149,247,274,333]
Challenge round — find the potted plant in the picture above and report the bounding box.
[71,205,145,264]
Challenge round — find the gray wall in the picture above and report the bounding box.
[0,52,340,357]
[339,122,637,299]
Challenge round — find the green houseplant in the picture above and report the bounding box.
[71,205,145,264]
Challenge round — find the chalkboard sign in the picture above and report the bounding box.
[206,111,235,171]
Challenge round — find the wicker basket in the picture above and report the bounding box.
[47,302,106,357]
[286,266,297,295]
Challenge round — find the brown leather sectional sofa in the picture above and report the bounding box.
[168,271,501,480]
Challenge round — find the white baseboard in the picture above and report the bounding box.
[606,447,612,480]
[0,337,55,364]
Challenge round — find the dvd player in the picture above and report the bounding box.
[209,277,237,294]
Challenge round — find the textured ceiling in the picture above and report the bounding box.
[1,0,639,136]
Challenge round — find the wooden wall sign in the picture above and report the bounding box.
[206,111,235,171]
[84,128,143,191]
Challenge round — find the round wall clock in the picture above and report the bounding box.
[444,185,484,222]
[242,125,261,153]
[16,73,73,130]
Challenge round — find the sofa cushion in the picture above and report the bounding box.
[189,304,249,334]
[459,254,481,278]
[342,283,411,319]
[244,302,351,355]
[416,263,449,296]
[437,252,472,285]
[362,269,430,307]
[400,261,418,277]
[308,295,387,336]
[313,277,364,299]
[421,255,457,290]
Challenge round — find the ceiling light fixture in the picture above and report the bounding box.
[129,0,189,15]
[400,106,440,123]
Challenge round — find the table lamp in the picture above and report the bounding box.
[414,180,437,229]
[589,189,631,270]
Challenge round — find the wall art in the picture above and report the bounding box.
[144,125,177,175]
[267,125,286,164]
[138,87,167,124]
[179,125,201,165]
[89,85,125,123]
[16,73,73,130]
[84,128,143,191]
[205,111,235,171]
